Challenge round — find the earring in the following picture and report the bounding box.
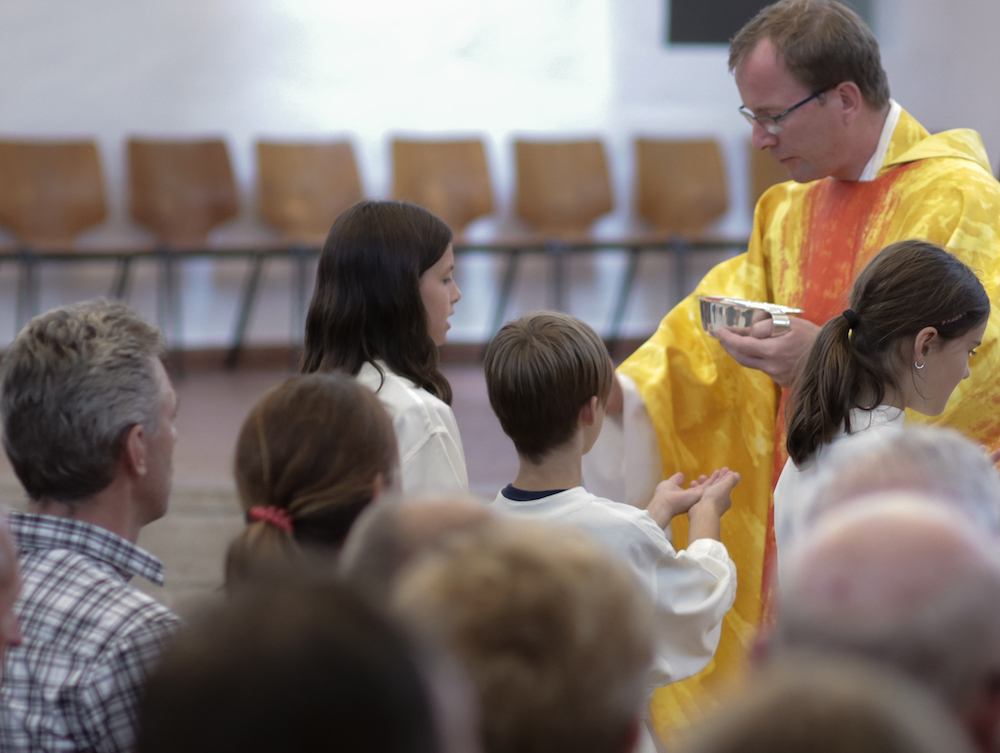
[914,361,925,370]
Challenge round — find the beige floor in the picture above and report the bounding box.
[0,363,518,615]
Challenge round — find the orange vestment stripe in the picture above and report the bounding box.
[621,109,1000,743]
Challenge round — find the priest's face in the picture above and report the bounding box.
[736,37,847,183]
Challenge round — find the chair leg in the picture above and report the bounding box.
[109,256,133,300]
[609,247,641,343]
[674,245,689,307]
[290,245,311,370]
[15,247,31,332]
[225,253,265,370]
[490,249,520,337]
[548,240,568,312]
[158,248,184,378]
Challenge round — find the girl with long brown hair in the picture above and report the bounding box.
[225,372,398,587]
[301,200,467,496]
[775,240,990,581]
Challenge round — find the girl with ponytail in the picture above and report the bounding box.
[775,240,989,578]
[225,372,399,588]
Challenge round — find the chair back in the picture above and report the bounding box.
[749,141,790,211]
[514,139,613,236]
[257,141,363,243]
[391,139,493,233]
[129,138,239,244]
[0,140,106,246]
[635,138,728,237]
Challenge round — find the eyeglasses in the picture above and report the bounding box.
[738,90,827,135]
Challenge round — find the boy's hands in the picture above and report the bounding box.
[646,472,704,529]
[687,468,741,543]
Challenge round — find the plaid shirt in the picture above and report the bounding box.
[0,511,181,753]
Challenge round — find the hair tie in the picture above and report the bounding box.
[248,506,294,534]
[842,309,860,330]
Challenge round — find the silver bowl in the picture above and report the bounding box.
[697,295,804,338]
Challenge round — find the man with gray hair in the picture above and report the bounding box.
[0,300,182,753]
[774,495,1000,753]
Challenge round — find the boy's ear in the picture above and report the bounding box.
[578,395,600,427]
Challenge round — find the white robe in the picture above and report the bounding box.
[772,404,905,586]
[490,485,737,688]
[356,360,469,497]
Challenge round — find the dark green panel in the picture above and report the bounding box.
[667,0,874,45]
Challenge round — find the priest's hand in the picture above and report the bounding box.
[716,316,820,388]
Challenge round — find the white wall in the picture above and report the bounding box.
[0,0,996,346]
[877,0,1000,173]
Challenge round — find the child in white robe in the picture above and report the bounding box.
[484,311,739,696]
[301,200,467,497]
[775,240,990,584]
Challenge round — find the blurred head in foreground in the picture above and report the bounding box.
[226,373,398,587]
[393,520,653,753]
[775,495,1000,752]
[678,653,975,753]
[136,578,441,753]
[339,496,495,604]
[802,424,1000,536]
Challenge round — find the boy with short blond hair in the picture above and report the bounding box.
[485,311,738,688]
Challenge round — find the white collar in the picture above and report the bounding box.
[857,99,902,182]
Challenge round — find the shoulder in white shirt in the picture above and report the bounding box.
[773,404,905,584]
[491,485,736,687]
[355,360,468,497]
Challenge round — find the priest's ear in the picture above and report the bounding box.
[833,81,864,124]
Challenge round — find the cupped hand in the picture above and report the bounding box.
[646,472,704,529]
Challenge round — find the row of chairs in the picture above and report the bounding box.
[0,137,790,367]
[0,137,790,248]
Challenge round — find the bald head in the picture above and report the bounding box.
[777,494,1000,746]
[339,497,494,603]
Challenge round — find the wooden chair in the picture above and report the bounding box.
[257,140,363,243]
[608,138,730,342]
[128,138,240,361]
[514,139,613,236]
[496,139,615,325]
[391,139,494,235]
[0,139,108,326]
[634,138,728,238]
[128,138,239,245]
[749,141,790,210]
[0,140,107,246]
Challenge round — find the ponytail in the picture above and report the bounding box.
[785,240,989,466]
[225,514,299,586]
[224,373,399,590]
[786,313,898,464]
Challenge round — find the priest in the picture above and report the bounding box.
[587,0,1000,742]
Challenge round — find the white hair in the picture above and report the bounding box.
[795,425,1000,539]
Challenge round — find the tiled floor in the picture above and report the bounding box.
[0,363,519,613]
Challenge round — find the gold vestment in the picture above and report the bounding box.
[622,109,1000,740]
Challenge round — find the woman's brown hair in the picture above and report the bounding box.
[786,240,989,465]
[300,200,454,404]
[225,373,399,586]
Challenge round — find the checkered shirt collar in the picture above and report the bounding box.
[8,510,165,586]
